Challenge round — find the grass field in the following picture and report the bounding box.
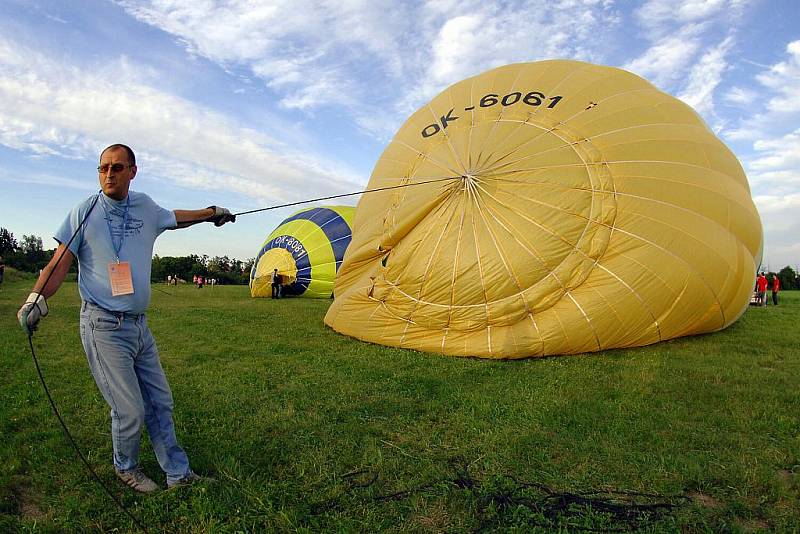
[1,272,799,532]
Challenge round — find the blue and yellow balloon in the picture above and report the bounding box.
[250,206,355,298]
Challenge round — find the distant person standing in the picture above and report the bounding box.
[771,275,780,305]
[0,256,5,290]
[756,272,768,307]
[270,268,280,299]
[16,143,235,492]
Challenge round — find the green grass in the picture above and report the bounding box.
[1,278,799,532]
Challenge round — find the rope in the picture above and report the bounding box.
[308,458,688,532]
[233,176,461,217]
[27,338,150,533]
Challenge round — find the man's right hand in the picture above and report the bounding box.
[206,206,236,227]
[17,293,48,336]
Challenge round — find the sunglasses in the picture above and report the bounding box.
[97,163,133,174]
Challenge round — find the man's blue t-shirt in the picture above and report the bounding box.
[55,191,177,314]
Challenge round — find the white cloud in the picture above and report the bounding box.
[116,0,623,139]
[756,40,800,114]
[624,32,702,88]
[723,86,757,105]
[116,1,283,63]
[749,129,800,176]
[0,167,92,191]
[116,0,415,115]
[625,1,748,93]
[634,0,735,38]
[0,36,363,205]
[678,36,734,115]
[429,15,485,86]
[754,193,800,217]
[725,40,800,141]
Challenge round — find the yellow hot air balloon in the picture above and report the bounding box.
[325,60,762,359]
[250,206,355,298]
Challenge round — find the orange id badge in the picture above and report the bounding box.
[108,262,134,296]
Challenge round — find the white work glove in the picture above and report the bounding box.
[206,206,236,227]
[17,292,48,336]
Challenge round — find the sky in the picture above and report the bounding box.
[0,0,798,270]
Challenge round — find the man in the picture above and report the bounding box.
[771,274,780,306]
[17,144,235,493]
[270,268,280,299]
[756,272,768,307]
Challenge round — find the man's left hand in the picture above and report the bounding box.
[17,293,48,336]
[206,206,236,227]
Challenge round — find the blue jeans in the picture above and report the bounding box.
[79,302,191,484]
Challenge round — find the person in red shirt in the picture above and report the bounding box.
[756,272,768,307]
[772,275,780,305]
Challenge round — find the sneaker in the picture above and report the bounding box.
[117,468,159,493]
[167,470,215,489]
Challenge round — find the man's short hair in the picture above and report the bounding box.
[101,144,136,166]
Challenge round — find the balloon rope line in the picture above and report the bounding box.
[233,176,461,217]
[27,337,150,533]
[24,193,149,533]
[152,285,174,297]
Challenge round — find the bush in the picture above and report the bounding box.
[1,266,35,283]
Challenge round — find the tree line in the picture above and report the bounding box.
[3,226,800,289]
[151,254,254,285]
[1,227,254,285]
